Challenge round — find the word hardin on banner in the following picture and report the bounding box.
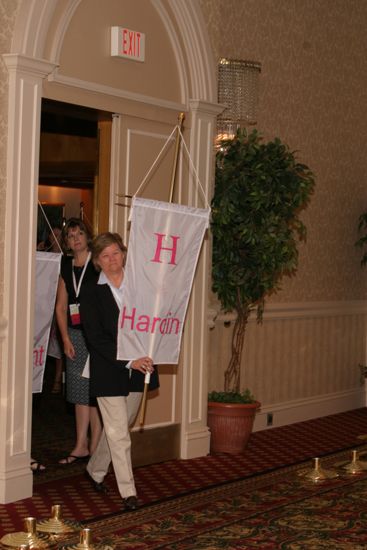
[120,306,181,335]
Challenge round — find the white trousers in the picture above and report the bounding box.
[87,392,142,499]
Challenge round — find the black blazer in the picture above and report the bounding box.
[80,280,159,398]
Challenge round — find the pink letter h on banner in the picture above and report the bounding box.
[151,233,180,265]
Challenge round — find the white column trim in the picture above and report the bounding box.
[0,53,56,504]
[179,99,220,459]
[3,53,57,78]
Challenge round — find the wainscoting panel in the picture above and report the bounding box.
[208,301,367,426]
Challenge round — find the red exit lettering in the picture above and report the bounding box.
[111,27,145,62]
[122,29,141,58]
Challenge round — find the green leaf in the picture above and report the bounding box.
[211,128,315,392]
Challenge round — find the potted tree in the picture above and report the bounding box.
[208,128,315,454]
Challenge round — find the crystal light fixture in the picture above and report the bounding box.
[217,58,261,141]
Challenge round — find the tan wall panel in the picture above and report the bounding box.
[112,113,187,230]
[131,364,177,429]
[209,304,367,407]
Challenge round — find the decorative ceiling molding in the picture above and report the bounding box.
[11,0,59,58]
[11,0,217,105]
[153,0,217,102]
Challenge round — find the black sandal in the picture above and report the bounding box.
[58,454,90,465]
[30,460,46,474]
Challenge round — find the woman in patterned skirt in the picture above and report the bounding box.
[55,218,102,464]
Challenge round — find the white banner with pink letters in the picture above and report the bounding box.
[33,252,61,393]
[117,197,210,364]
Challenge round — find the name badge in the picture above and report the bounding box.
[69,303,80,325]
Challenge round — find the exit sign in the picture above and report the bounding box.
[111,26,145,62]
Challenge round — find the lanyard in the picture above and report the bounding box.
[72,252,91,299]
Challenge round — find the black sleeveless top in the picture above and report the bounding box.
[60,255,98,329]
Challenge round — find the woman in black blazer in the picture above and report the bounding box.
[80,232,159,511]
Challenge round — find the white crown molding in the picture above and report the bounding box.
[11,0,58,57]
[153,0,217,103]
[2,54,57,78]
[151,0,189,104]
[189,99,224,117]
[48,71,186,112]
[48,0,83,63]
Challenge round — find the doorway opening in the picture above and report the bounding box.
[37,98,112,242]
[33,98,113,465]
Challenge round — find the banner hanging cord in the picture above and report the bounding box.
[133,126,177,199]
[38,201,63,254]
[177,127,210,210]
[132,124,211,210]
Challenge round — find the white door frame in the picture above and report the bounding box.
[0,0,221,503]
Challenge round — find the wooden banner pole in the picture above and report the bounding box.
[168,112,185,203]
[139,380,149,426]
[139,112,185,427]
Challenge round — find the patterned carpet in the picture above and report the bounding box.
[3,446,367,549]
[1,368,367,547]
[78,446,367,549]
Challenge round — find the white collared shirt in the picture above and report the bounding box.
[98,270,124,309]
[98,270,131,369]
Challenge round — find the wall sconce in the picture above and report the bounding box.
[217,58,261,141]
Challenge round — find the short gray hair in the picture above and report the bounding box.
[91,232,127,271]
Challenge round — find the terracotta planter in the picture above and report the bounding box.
[208,401,261,454]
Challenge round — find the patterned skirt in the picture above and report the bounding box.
[66,328,91,405]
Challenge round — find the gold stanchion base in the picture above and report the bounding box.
[0,531,51,549]
[343,450,367,474]
[37,517,82,535]
[299,457,339,482]
[0,517,54,549]
[60,528,113,550]
[37,505,81,536]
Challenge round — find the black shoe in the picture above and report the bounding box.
[85,471,109,494]
[123,495,138,511]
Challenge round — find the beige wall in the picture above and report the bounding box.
[200,0,367,413]
[201,0,367,302]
